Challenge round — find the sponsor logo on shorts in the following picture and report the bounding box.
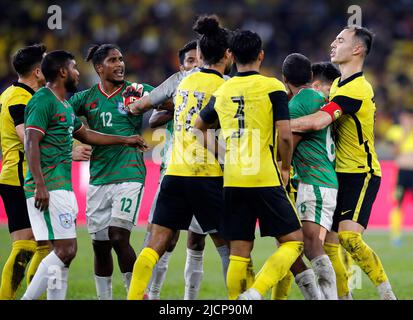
[59,213,73,229]
[300,204,306,214]
[341,209,352,216]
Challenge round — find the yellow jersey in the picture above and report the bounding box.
[0,82,34,186]
[200,71,289,187]
[166,68,224,177]
[324,72,381,176]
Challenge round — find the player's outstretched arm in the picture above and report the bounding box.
[73,126,149,151]
[277,119,293,186]
[290,110,332,133]
[24,129,49,211]
[127,94,153,115]
[149,109,173,128]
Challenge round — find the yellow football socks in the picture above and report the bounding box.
[26,244,50,286]
[127,247,159,300]
[252,241,303,297]
[338,231,388,286]
[246,259,255,289]
[324,242,350,298]
[227,255,250,300]
[271,271,293,300]
[0,240,36,300]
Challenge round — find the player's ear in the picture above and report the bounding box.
[312,80,321,91]
[95,63,103,75]
[59,66,68,79]
[353,43,364,57]
[258,50,264,62]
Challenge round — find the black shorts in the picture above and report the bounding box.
[222,186,302,241]
[331,173,381,232]
[152,175,224,232]
[0,184,31,233]
[395,169,413,203]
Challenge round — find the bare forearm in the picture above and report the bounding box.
[25,139,45,186]
[290,111,332,133]
[129,95,153,115]
[278,136,293,171]
[149,110,173,128]
[75,129,128,146]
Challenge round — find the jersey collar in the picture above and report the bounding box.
[235,71,260,77]
[338,71,363,87]
[13,82,35,95]
[98,82,126,99]
[199,68,223,78]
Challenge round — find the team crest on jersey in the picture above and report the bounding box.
[118,102,128,115]
[333,109,342,120]
[59,213,73,229]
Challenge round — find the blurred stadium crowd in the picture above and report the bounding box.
[0,0,412,158]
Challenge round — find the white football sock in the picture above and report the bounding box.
[295,269,321,300]
[21,251,65,300]
[122,272,132,293]
[377,281,396,300]
[47,266,69,300]
[184,249,204,300]
[149,251,172,300]
[311,255,338,300]
[216,245,230,282]
[95,275,112,300]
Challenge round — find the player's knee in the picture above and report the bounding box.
[187,232,206,251]
[303,233,323,259]
[55,245,77,266]
[167,232,179,252]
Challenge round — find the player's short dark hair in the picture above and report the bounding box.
[193,15,232,65]
[312,62,341,84]
[178,40,197,65]
[345,26,374,56]
[282,53,312,87]
[229,30,262,65]
[86,44,120,66]
[12,44,46,77]
[41,50,75,82]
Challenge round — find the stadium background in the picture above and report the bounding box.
[0,0,412,299]
[0,0,412,228]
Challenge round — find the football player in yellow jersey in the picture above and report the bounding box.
[0,45,49,300]
[196,30,303,300]
[290,26,396,299]
[387,109,413,246]
[127,15,233,300]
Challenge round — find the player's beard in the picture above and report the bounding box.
[64,74,78,93]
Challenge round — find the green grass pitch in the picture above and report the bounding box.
[0,226,412,300]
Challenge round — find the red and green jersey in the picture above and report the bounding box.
[24,87,83,198]
[69,81,153,185]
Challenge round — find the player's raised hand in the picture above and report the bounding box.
[124,134,149,151]
[122,83,144,114]
[72,144,92,161]
[34,183,49,212]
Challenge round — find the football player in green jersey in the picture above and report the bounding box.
[283,53,338,299]
[22,50,146,300]
[69,44,152,299]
